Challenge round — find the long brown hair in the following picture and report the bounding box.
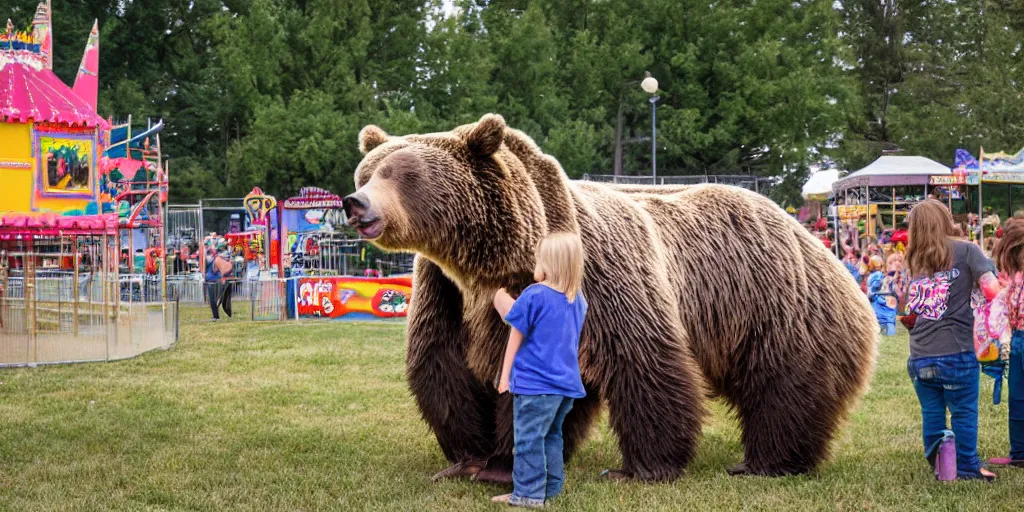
[993,216,1024,275]
[905,199,955,277]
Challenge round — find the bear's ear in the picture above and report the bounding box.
[466,114,506,157]
[359,125,389,154]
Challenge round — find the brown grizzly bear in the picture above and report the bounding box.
[344,114,878,482]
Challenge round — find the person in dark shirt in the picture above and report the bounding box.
[903,199,998,481]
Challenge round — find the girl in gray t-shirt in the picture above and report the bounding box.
[903,199,997,481]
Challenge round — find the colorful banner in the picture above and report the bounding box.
[954,148,1024,182]
[978,172,1024,184]
[297,276,412,320]
[930,173,970,186]
[838,204,878,219]
[287,208,345,232]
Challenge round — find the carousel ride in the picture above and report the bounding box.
[0,2,175,366]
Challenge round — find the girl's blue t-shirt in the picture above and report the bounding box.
[503,283,587,399]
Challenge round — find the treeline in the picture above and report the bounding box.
[6,0,1022,205]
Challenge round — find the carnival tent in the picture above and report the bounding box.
[0,49,107,128]
[802,169,840,201]
[833,156,952,191]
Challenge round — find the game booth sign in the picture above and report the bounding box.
[295,276,412,321]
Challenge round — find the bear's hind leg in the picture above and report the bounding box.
[730,365,840,476]
[602,330,706,481]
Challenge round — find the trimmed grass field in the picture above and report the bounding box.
[1,308,1023,511]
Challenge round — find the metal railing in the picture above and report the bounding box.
[0,273,178,367]
[580,174,778,194]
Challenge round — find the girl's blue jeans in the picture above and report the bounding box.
[1009,331,1024,460]
[510,394,575,507]
[907,352,983,478]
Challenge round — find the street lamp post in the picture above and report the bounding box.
[641,75,659,185]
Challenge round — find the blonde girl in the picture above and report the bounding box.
[491,233,588,508]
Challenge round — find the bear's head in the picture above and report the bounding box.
[345,114,577,284]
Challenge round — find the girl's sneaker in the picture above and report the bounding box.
[491,494,544,508]
[988,457,1024,468]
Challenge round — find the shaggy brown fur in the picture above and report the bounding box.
[345,114,878,481]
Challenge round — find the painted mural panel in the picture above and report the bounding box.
[39,135,93,195]
[297,276,412,320]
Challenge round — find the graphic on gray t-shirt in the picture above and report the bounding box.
[907,241,995,359]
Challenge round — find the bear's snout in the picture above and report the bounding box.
[343,192,370,222]
[344,192,383,239]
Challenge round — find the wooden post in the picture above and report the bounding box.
[103,233,111,360]
[979,147,985,249]
[892,187,896,229]
[73,235,79,336]
[26,237,36,362]
[1,254,7,330]
[864,184,872,243]
[101,234,107,321]
[114,229,120,314]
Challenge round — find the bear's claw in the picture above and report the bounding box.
[431,460,486,482]
[598,469,632,481]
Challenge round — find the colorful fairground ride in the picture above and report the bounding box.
[0,2,175,366]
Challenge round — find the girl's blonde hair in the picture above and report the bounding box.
[534,232,585,302]
[905,199,955,278]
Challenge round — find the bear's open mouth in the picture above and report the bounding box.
[357,218,383,239]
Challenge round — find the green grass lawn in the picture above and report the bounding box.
[1,308,1023,511]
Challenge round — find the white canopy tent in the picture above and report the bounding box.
[802,169,840,201]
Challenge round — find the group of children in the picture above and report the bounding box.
[820,220,909,338]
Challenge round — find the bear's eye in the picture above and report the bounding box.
[379,166,394,180]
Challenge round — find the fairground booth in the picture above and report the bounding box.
[832,156,951,244]
[930,148,1024,249]
[0,3,175,366]
[284,186,366,277]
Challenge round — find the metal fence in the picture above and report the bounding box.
[167,277,289,321]
[580,174,778,195]
[250,279,288,321]
[0,274,178,367]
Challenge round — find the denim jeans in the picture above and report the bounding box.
[907,351,982,478]
[1009,331,1024,460]
[510,394,575,507]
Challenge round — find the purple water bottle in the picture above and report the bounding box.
[935,430,957,481]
